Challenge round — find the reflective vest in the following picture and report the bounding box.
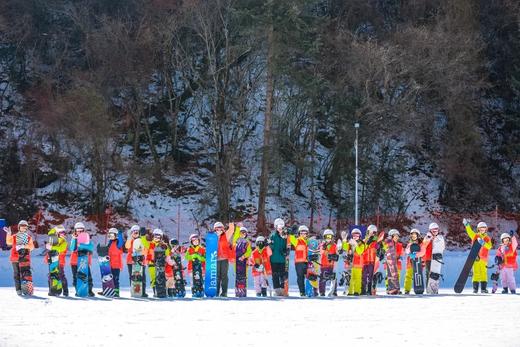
[250,247,272,276]
[320,242,337,268]
[293,237,308,263]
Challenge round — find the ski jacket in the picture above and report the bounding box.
[233,238,252,263]
[69,238,93,265]
[269,231,288,264]
[340,240,366,268]
[465,225,492,260]
[6,232,34,263]
[45,236,68,267]
[185,245,206,271]
[250,246,272,276]
[497,236,518,270]
[143,240,170,265]
[289,235,308,263]
[362,238,379,265]
[405,240,426,269]
[320,242,338,268]
[107,231,124,270]
[165,250,183,277]
[215,224,235,261]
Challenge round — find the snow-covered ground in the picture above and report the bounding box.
[1,250,519,347]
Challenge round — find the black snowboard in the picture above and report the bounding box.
[454,240,482,293]
[410,243,424,294]
[172,254,186,297]
[154,246,167,298]
[191,259,204,298]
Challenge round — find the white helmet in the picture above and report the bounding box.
[388,229,400,237]
[298,225,309,233]
[130,225,140,233]
[240,226,248,234]
[108,228,118,235]
[323,229,334,237]
[213,222,224,229]
[256,236,266,243]
[55,225,66,233]
[74,222,85,230]
[189,233,200,242]
[477,222,488,229]
[410,229,420,235]
[367,225,378,233]
[429,223,439,230]
[351,228,362,236]
[500,233,511,241]
[18,220,29,227]
[152,228,164,236]
[274,218,285,229]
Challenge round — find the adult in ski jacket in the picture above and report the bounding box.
[46,226,69,296]
[319,229,338,296]
[268,218,289,295]
[496,232,518,294]
[69,222,95,296]
[361,225,383,295]
[5,220,35,295]
[289,225,309,296]
[463,219,492,293]
[249,236,272,297]
[214,221,235,297]
[339,229,366,295]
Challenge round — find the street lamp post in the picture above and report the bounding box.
[354,122,359,225]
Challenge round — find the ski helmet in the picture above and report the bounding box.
[74,222,85,230]
[256,236,266,243]
[323,229,334,237]
[152,228,164,237]
[256,236,266,249]
[477,222,488,229]
[130,225,140,233]
[274,218,285,229]
[169,238,179,247]
[367,225,378,233]
[108,228,118,235]
[18,220,29,227]
[298,225,309,234]
[388,229,400,237]
[213,222,224,229]
[429,223,439,230]
[189,233,200,243]
[500,233,511,241]
[351,228,362,236]
[410,229,421,236]
[239,226,248,234]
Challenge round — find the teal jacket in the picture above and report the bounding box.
[269,231,287,264]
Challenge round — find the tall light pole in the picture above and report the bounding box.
[354,122,359,225]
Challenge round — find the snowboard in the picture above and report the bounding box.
[171,253,186,297]
[48,235,62,295]
[490,265,500,294]
[339,245,353,295]
[283,233,292,296]
[385,239,400,294]
[426,235,445,294]
[410,243,424,294]
[325,252,339,297]
[16,233,33,295]
[454,239,482,293]
[235,238,249,297]
[191,259,204,298]
[204,232,218,297]
[305,238,320,297]
[76,248,90,297]
[131,238,145,297]
[97,244,116,297]
[154,246,167,298]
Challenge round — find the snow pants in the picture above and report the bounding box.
[349,267,362,295]
[361,263,374,295]
[11,262,21,292]
[500,267,516,291]
[404,267,413,293]
[217,259,229,296]
[319,267,337,295]
[472,259,488,283]
[295,262,307,294]
[71,265,93,292]
[111,268,120,292]
[253,274,269,294]
[271,262,285,289]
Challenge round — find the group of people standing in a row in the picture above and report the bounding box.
[3,217,518,297]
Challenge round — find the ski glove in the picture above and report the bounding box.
[409,253,416,260]
[462,218,470,227]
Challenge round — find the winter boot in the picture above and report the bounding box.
[481,282,488,293]
[502,287,509,294]
[261,288,267,297]
[256,293,262,297]
[472,282,479,293]
[511,289,516,294]
[153,287,157,297]
[167,288,174,297]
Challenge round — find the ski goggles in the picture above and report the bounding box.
[324,235,333,240]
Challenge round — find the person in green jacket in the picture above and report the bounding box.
[46,225,69,296]
[268,218,288,296]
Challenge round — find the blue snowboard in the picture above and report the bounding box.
[76,247,90,297]
[97,245,116,297]
[204,232,218,297]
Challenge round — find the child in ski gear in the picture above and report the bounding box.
[165,238,184,297]
[214,221,235,297]
[319,229,338,296]
[496,232,518,294]
[125,225,141,285]
[383,229,404,294]
[404,229,425,294]
[185,234,206,296]
[289,225,309,296]
[46,225,69,296]
[141,228,170,296]
[362,225,382,295]
[69,222,95,296]
[269,218,289,296]
[105,228,124,297]
[423,223,437,284]
[463,219,492,293]
[250,236,272,297]
[5,220,35,295]
[233,226,253,297]
[422,224,445,294]
[339,228,365,295]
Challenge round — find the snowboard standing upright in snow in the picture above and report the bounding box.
[234,226,251,298]
[75,231,93,297]
[97,244,116,297]
[185,234,205,298]
[47,233,62,295]
[305,237,320,297]
[384,230,401,295]
[425,227,445,294]
[204,231,218,298]
[131,238,145,297]
[410,243,424,294]
[16,232,34,295]
[154,246,167,298]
